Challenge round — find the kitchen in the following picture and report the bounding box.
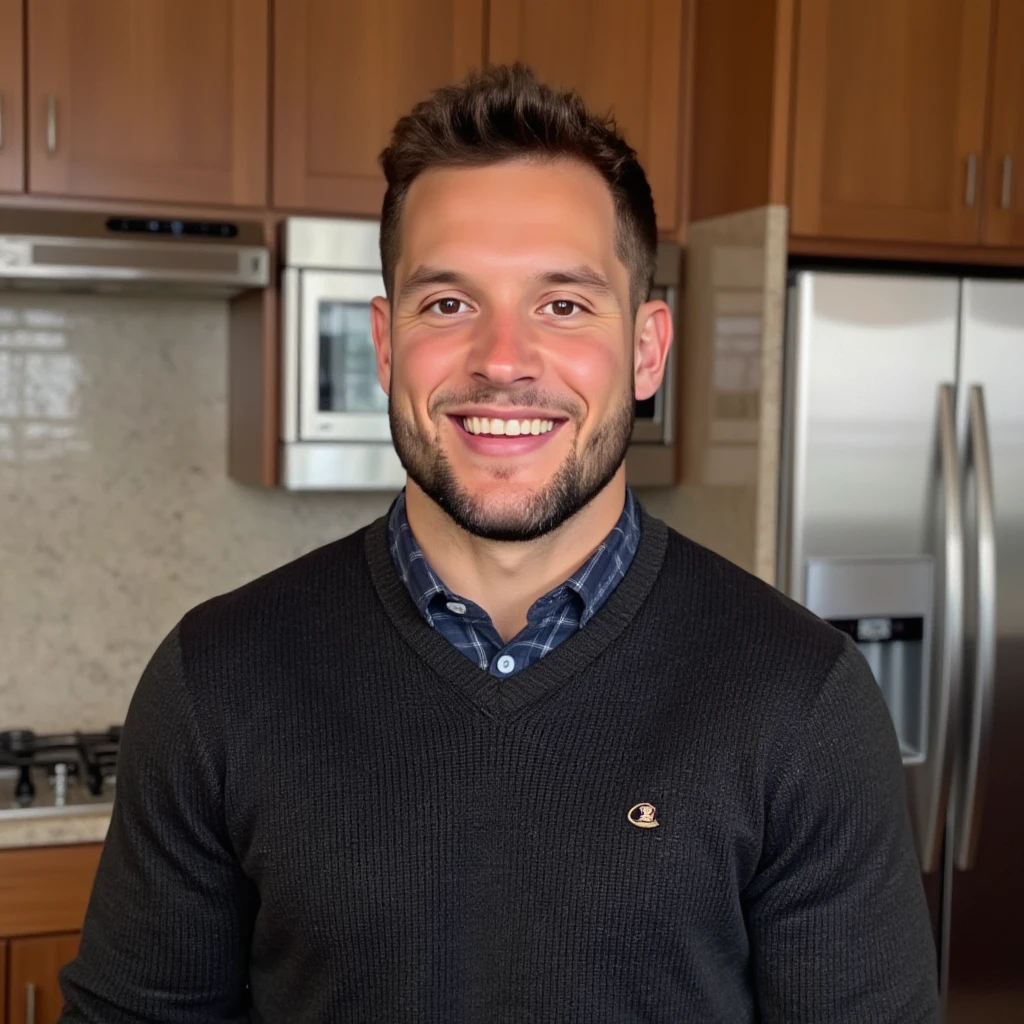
[1,1,1022,1021]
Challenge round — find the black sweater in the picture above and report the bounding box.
[58,510,939,1023]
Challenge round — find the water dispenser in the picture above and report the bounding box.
[804,557,933,764]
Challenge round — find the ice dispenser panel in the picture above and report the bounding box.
[804,557,933,765]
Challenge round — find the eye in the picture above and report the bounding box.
[427,297,470,316]
[542,299,585,318]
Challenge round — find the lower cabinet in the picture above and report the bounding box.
[0,842,102,1024]
[7,934,81,1024]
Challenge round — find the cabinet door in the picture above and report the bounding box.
[27,0,268,206]
[0,0,24,192]
[8,933,81,1024]
[0,937,7,1023]
[488,0,688,234]
[790,0,993,245]
[985,0,1024,247]
[273,0,485,214]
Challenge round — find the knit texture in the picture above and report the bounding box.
[58,509,939,1023]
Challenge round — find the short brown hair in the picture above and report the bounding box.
[378,63,658,315]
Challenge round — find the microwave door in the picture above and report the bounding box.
[299,269,392,443]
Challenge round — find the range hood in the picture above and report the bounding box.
[0,209,269,297]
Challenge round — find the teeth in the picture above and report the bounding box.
[462,417,556,436]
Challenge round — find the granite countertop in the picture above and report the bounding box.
[0,809,110,850]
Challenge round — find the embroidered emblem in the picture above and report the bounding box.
[628,802,659,829]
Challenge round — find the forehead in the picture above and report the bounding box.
[397,159,624,285]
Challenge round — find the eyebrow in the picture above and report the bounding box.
[399,266,474,298]
[534,266,614,297]
[399,263,615,300]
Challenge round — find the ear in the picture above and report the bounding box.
[633,299,673,401]
[370,296,393,395]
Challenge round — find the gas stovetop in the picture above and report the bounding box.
[0,726,120,819]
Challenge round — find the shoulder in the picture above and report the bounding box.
[651,522,853,708]
[647,522,897,788]
[175,516,384,675]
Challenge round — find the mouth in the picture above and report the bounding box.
[457,415,558,437]
[446,413,569,456]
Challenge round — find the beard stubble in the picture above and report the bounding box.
[389,385,635,542]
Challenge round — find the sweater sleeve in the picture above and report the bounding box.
[58,624,255,1023]
[744,636,940,1023]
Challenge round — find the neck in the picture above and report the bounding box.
[405,473,628,642]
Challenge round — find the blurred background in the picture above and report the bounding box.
[0,1,1021,1021]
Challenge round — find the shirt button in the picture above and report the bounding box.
[445,601,467,615]
[496,654,516,674]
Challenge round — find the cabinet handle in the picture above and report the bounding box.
[25,981,36,1024]
[0,91,4,151]
[965,153,978,208]
[46,95,57,154]
[1002,155,1014,210]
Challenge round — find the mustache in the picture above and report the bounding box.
[429,387,582,421]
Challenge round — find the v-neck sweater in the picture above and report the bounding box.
[58,509,939,1024]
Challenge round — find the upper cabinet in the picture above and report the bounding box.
[789,0,993,246]
[488,0,690,235]
[0,0,24,193]
[26,0,269,207]
[985,0,1024,248]
[273,0,485,214]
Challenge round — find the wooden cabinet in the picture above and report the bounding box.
[789,0,993,246]
[985,0,1024,247]
[26,0,269,207]
[7,934,81,1024]
[0,0,24,193]
[273,0,485,214]
[0,844,102,1024]
[488,0,690,235]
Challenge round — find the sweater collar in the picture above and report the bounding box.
[364,498,668,719]
[387,488,642,630]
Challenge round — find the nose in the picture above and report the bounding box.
[466,309,543,387]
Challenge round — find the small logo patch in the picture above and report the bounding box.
[628,802,659,829]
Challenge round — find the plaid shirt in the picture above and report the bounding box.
[388,490,641,677]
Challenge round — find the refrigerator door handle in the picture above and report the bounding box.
[914,383,964,873]
[953,385,997,871]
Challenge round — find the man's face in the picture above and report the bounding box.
[370,159,670,542]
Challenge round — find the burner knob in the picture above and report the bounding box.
[52,763,69,807]
[14,765,35,807]
[1,729,37,757]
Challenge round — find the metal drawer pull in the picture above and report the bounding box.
[46,95,57,154]
[1001,155,1013,210]
[26,980,36,1024]
[965,153,978,208]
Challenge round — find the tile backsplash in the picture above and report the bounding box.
[0,293,393,731]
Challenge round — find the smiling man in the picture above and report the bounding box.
[58,65,938,1023]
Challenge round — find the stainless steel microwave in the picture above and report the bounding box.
[279,217,680,491]
[279,217,403,490]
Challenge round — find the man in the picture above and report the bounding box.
[59,64,939,1022]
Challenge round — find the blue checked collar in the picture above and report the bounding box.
[388,490,641,637]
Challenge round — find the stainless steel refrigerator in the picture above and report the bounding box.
[778,270,1024,1023]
